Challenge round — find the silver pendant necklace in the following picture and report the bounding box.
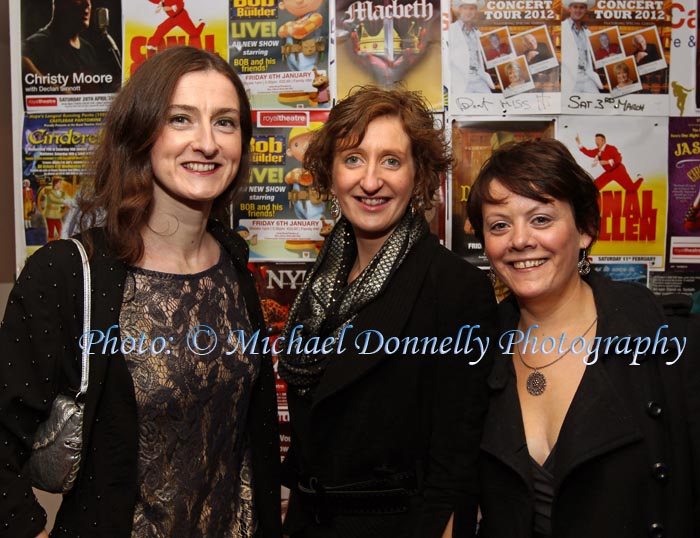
[517,316,598,396]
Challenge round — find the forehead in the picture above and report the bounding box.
[484,179,572,214]
[170,70,238,102]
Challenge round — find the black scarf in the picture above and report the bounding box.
[277,210,428,397]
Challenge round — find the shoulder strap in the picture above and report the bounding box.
[69,238,91,399]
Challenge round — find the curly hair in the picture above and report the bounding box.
[78,46,252,263]
[467,138,600,244]
[303,85,451,212]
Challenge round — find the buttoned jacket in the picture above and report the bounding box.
[478,271,700,538]
[282,233,498,538]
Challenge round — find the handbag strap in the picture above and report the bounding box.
[69,238,91,399]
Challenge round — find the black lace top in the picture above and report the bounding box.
[119,251,258,537]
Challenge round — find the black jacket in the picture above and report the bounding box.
[0,223,281,538]
[282,233,498,538]
[478,271,700,538]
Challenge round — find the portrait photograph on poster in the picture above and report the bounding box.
[589,27,624,69]
[621,26,667,76]
[479,28,515,69]
[497,56,534,97]
[20,0,122,111]
[605,57,642,98]
[511,25,557,75]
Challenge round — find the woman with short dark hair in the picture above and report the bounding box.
[468,138,699,538]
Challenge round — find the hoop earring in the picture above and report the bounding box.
[577,248,591,276]
[330,196,341,219]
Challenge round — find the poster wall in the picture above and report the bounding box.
[449,0,562,115]
[336,0,443,109]
[230,0,331,109]
[560,0,671,115]
[667,117,700,269]
[20,0,122,112]
[235,110,333,261]
[450,118,556,265]
[123,0,228,78]
[559,115,668,268]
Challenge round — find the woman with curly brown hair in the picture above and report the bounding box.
[278,86,497,537]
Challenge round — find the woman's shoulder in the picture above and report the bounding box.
[207,220,249,269]
[431,240,492,284]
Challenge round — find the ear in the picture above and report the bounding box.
[579,231,593,250]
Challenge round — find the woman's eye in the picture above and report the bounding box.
[489,222,508,232]
[345,155,361,165]
[169,115,189,125]
[384,157,400,168]
[216,118,238,131]
[532,215,551,225]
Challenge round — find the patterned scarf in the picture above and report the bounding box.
[277,209,428,397]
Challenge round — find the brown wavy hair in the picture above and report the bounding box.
[78,46,252,263]
[467,138,600,243]
[303,85,451,213]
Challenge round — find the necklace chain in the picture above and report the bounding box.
[517,316,598,396]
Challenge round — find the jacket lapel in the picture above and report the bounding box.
[311,235,439,407]
[480,356,532,490]
[554,363,644,487]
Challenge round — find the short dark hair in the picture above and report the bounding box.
[595,133,606,140]
[467,138,600,243]
[79,46,252,263]
[303,85,451,213]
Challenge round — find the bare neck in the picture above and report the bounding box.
[138,196,219,274]
[517,277,596,333]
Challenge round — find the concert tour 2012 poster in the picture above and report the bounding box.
[20,111,105,257]
[336,0,443,110]
[230,0,331,109]
[123,0,228,79]
[20,0,122,112]
[559,115,668,268]
[667,117,700,270]
[448,0,561,115]
[450,118,555,266]
[561,0,671,115]
[235,110,332,261]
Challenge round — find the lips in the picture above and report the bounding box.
[183,162,217,172]
[512,259,545,269]
[357,197,388,206]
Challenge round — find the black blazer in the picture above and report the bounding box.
[282,233,498,538]
[0,223,281,538]
[478,271,700,538]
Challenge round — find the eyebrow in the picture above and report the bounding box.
[167,104,240,116]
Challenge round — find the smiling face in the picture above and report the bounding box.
[522,33,537,50]
[482,180,591,306]
[489,33,501,49]
[598,33,610,49]
[567,2,588,23]
[150,70,242,213]
[507,64,522,84]
[633,34,647,50]
[457,3,478,23]
[331,115,415,248]
[615,67,629,85]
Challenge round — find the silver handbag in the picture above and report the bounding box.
[28,238,91,494]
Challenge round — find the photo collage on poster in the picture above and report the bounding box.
[11,0,700,471]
